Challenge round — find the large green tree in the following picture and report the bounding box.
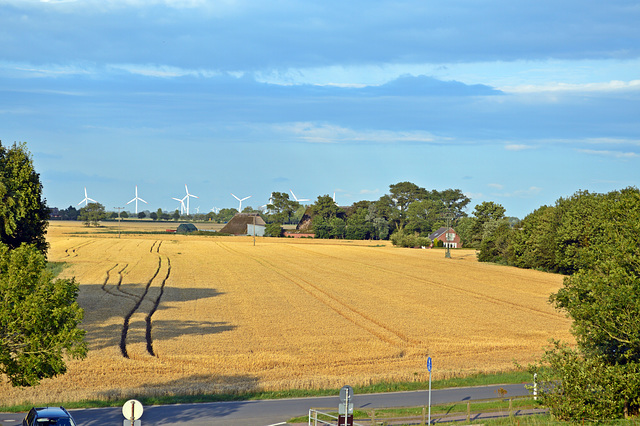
[0,142,49,255]
[266,192,300,224]
[404,198,446,235]
[531,187,640,420]
[0,243,87,387]
[469,201,506,247]
[77,202,106,227]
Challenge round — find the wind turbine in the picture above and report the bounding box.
[290,189,310,203]
[77,187,96,207]
[231,193,251,212]
[127,185,148,214]
[172,196,186,215]
[184,184,198,216]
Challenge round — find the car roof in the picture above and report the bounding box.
[33,407,71,418]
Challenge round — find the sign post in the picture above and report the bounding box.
[338,385,354,426]
[122,399,143,426]
[427,357,432,425]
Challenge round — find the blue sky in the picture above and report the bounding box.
[1,0,638,219]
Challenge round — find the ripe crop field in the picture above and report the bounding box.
[0,221,573,406]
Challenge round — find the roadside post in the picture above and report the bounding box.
[427,356,432,425]
[122,399,143,426]
[338,385,354,426]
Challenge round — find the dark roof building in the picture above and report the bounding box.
[220,213,266,235]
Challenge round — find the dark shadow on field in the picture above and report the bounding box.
[74,375,260,426]
[78,285,227,351]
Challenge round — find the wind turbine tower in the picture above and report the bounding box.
[77,187,96,207]
[231,193,252,212]
[172,196,186,215]
[290,189,310,203]
[184,184,198,216]
[127,185,148,214]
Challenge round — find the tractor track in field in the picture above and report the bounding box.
[149,240,162,253]
[145,257,171,357]
[63,240,94,258]
[101,263,138,301]
[287,244,565,321]
[119,256,162,358]
[215,242,412,349]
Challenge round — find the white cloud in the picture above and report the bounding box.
[499,186,543,198]
[501,80,640,94]
[505,144,533,151]
[108,64,221,78]
[359,188,380,195]
[578,149,639,159]
[488,183,504,190]
[276,122,446,145]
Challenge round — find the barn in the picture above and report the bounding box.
[220,213,266,236]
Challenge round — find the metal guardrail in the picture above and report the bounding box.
[308,409,367,426]
[308,395,542,425]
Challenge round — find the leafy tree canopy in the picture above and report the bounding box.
[266,192,300,224]
[0,242,87,387]
[0,141,49,254]
[78,202,106,227]
[530,187,640,420]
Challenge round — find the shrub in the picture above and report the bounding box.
[390,230,431,248]
[264,223,283,237]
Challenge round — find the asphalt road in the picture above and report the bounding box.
[0,383,531,426]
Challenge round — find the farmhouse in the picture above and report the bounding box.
[428,227,462,248]
[220,213,266,236]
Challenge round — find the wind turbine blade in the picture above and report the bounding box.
[139,198,148,204]
[231,193,241,201]
[87,197,96,203]
[289,189,298,201]
[127,198,136,204]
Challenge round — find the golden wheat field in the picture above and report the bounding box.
[0,220,573,406]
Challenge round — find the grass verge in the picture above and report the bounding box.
[0,370,532,412]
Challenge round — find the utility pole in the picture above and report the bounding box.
[114,207,124,238]
[440,209,455,258]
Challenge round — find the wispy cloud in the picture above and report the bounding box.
[276,122,447,145]
[578,149,639,159]
[108,64,221,78]
[502,80,640,94]
[505,144,533,151]
[359,188,380,195]
[492,186,543,198]
[488,183,504,190]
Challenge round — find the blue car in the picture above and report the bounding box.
[22,407,77,426]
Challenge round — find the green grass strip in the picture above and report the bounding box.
[0,370,532,412]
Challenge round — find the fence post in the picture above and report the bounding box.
[467,401,471,422]
[371,409,376,426]
[509,398,513,417]
[421,406,425,425]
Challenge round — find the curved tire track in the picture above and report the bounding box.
[119,256,163,358]
[145,257,171,357]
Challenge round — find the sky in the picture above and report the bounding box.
[1,0,639,219]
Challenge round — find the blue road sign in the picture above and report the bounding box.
[427,356,432,372]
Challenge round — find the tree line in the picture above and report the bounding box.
[1,141,86,387]
[476,187,639,420]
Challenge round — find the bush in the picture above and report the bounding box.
[390,230,431,248]
[264,223,283,237]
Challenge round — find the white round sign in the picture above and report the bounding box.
[122,399,144,420]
